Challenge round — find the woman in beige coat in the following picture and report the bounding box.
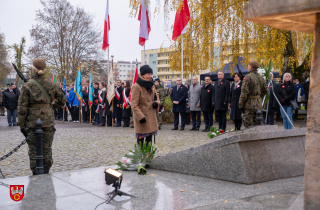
[131,65,159,148]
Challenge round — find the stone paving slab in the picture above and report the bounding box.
[0,166,304,210]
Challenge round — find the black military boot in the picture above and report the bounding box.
[44,169,50,174]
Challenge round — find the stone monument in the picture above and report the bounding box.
[150,126,306,184]
[244,1,320,209]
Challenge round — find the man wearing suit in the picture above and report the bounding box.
[213,71,230,131]
[263,73,279,125]
[82,80,89,123]
[171,78,188,130]
[188,76,202,131]
[113,80,123,127]
[200,76,215,132]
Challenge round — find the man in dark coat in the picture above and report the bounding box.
[82,80,89,123]
[200,76,214,132]
[105,89,113,126]
[113,80,123,127]
[213,71,230,131]
[263,73,279,125]
[170,78,188,130]
[92,82,99,125]
[2,83,19,126]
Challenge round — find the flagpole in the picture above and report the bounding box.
[90,107,92,124]
[181,34,184,84]
[144,44,146,65]
[79,104,81,124]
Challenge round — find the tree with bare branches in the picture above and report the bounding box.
[28,0,102,82]
[0,31,11,86]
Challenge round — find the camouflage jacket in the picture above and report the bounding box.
[239,69,267,110]
[17,73,67,129]
[155,85,166,105]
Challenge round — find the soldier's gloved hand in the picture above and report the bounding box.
[152,102,158,109]
[20,128,28,138]
[241,108,245,114]
[223,102,227,106]
[140,118,146,124]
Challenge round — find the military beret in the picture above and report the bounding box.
[292,77,299,80]
[33,58,46,70]
[7,83,13,87]
[249,60,260,69]
[154,78,160,82]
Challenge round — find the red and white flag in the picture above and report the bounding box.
[172,0,190,41]
[138,0,151,46]
[129,66,139,102]
[102,0,111,50]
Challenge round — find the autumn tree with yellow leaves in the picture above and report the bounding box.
[129,0,313,81]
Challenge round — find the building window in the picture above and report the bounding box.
[153,61,156,64]
[127,65,130,67]
[150,54,153,57]
[145,61,147,64]
[132,65,135,67]
[120,70,122,72]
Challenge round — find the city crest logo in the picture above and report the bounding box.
[10,185,24,201]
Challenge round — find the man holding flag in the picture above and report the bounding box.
[88,70,94,124]
[74,68,84,123]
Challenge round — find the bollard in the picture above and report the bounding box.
[255,110,262,126]
[35,118,44,175]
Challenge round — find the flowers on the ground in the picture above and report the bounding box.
[116,142,157,173]
[208,127,225,139]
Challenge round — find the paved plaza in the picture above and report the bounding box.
[0,115,306,209]
[0,115,306,179]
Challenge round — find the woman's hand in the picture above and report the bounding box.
[152,102,158,109]
[140,118,146,124]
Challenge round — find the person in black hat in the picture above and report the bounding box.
[131,65,159,149]
[2,83,19,126]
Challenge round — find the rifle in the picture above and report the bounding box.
[12,63,28,83]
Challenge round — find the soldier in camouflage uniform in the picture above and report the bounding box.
[239,60,267,128]
[154,79,166,130]
[17,59,66,175]
[0,88,5,116]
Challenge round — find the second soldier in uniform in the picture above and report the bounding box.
[17,59,66,175]
[239,60,267,128]
[154,78,166,130]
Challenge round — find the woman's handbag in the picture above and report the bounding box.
[290,100,299,110]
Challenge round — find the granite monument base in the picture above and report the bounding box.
[150,126,306,184]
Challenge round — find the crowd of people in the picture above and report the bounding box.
[1,62,309,132]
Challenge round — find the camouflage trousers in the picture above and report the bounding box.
[242,110,257,128]
[156,109,163,127]
[26,126,56,173]
[0,107,4,114]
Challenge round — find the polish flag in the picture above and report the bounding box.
[138,0,151,46]
[129,66,139,102]
[102,0,111,50]
[172,0,190,41]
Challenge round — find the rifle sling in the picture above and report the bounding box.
[29,79,51,103]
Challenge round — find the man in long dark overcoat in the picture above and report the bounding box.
[200,76,214,132]
[213,71,230,131]
[170,78,188,130]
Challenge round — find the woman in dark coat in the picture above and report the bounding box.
[229,73,242,130]
[121,81,132,127]
[277,73,295,130]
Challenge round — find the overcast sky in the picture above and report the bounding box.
[0,0,174,63]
